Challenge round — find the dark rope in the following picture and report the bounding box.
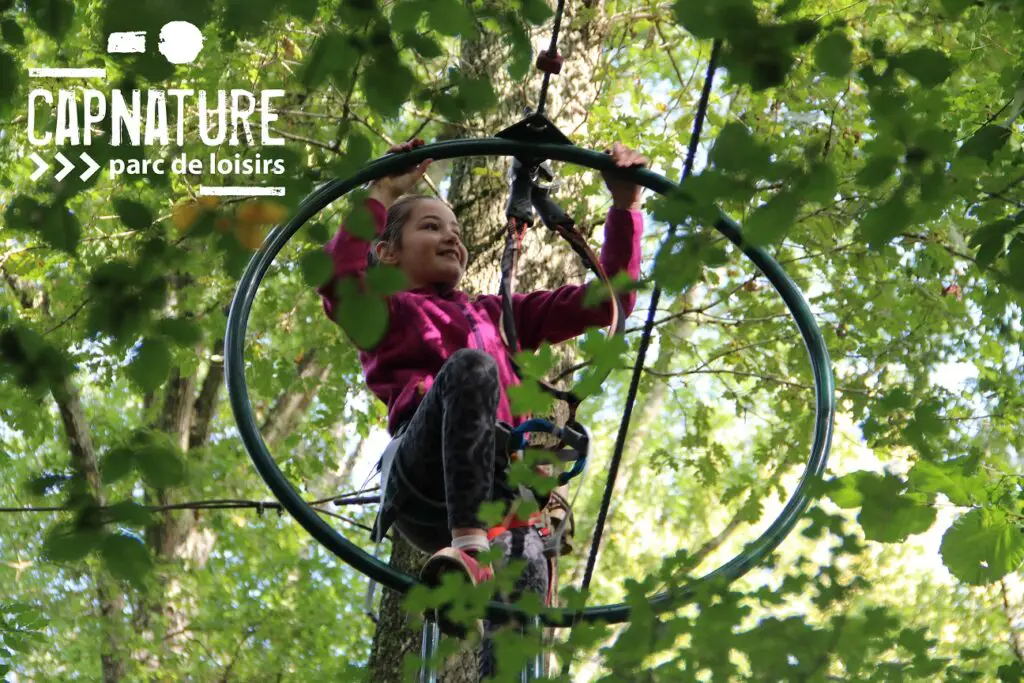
[561,38,722,676]
[536,0,568,117]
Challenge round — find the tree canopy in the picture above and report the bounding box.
[1,0,1022,681]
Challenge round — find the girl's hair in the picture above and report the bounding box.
[367,193,436,267]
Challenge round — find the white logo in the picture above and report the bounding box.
[26,20,286,196]
[107,21,205,65]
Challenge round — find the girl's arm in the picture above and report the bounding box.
[317,192,391,349]
[511,206,642,349]
[317,138,431,349]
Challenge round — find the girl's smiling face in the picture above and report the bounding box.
[375,198,467,290]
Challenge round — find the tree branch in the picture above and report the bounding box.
[51,377,126,682]
[190,338,225,448]
[1000,578,1024,664]
[260,349,332,447]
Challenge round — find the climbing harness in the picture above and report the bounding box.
[225,2,836,680]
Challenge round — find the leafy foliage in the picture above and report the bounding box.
[0,0,1022,680]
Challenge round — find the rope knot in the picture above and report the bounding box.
[535,51,563,75]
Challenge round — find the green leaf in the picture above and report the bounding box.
[907,459,984,507]
[800,164,837,203]
[673,0,757,40]
[127,338,172,393]
[101,532,153,586]
[998,661,1024,683]
[744,191,800,246]
[512,343,555,379]
[347,132,373,167]
[969,215,1021,251]
[391,0,425,32]
[507,379,555,416]
[24,471,71,497]
[476,500,506,527]
[104,501,154,526]
[814,31,853,78]
[300,249,335,288]
[363,55,416,118]
[459,75,496,114]
[365,264,408,295]
[333,282,389,351]
[940,0,974,16]
[521,0,554,24]
[1008,238,1024,290]
[41,203,81,254]
[112,198,153,230]
[505,19,532,81]
[856,155,898,187]
[43,523,103,562]
[427,0,474,37]
[4,195,46,232]
[223,0,277,36]
[823,472,867,508]
[959,125,1011,162]
[894,48,956,87]
[1,18,26,46]
[711,123,771,175]
[858,497,936,543]
[0,49,18,117]
[132,430,186,488]
[284,0,317,20]
[404,32,442,60]
[101,447,136,485]
[307,221,331,244]
[344,199,377,240]
[940,508,1024,585]
[301,31,354,92]
[857,189,914,246]
[154,317,204,347]
[904,399,944,459]
[26,0,74,40]
[856,473,937,542]
[0,323,75,394]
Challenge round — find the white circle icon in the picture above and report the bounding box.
[158,21,204,65]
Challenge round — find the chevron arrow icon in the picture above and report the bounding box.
[29,153,49,181]
[79,152,100,181]
[54,152,75,181]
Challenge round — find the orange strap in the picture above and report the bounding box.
[487,511,544,541]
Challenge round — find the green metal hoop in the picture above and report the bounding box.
[224,138,835,628]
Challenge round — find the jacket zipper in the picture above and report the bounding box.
[458,301,486,351]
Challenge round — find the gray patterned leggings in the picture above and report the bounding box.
[388,348,516,550]
[384,349,550,677]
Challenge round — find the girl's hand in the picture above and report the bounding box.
[602,142,648,211]
[368,138,433,209]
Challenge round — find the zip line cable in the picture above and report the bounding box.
[561,38,724,677]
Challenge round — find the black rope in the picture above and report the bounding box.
[561,38,723,676]
[536,0,567,117]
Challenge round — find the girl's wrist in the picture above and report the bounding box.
[368,185,394,209]
[613,198,643,211]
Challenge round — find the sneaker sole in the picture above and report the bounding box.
[421,550,487,639]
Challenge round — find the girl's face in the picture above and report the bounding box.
[376,198,467,290]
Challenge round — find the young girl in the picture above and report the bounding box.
[318,138,646,640]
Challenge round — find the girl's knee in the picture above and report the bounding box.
[448,348,498,378]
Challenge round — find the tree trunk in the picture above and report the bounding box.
[1,264,127,682]
[53,377,127,683]
[368,2,610,681]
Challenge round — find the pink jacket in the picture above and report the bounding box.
[319,198,642,435]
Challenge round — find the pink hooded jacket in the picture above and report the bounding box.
[319,198,642,435]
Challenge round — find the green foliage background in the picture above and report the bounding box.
[1,0,1022,680]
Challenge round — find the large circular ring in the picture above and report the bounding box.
[224,138,835,627]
